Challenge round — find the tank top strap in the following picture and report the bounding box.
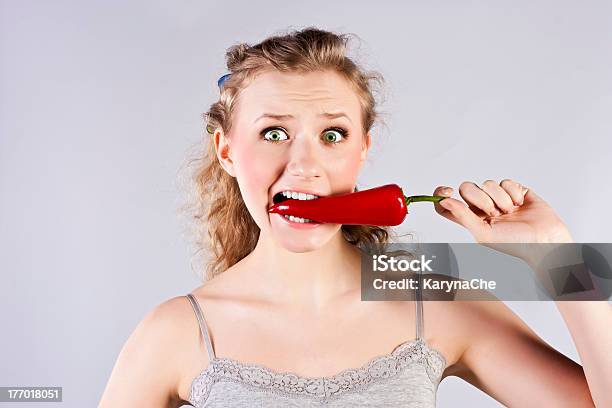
[185,293,216,361]
[415,270,424,342]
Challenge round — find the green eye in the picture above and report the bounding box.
[323,129,345,143]
[262,128,289,142]
[261,126,348,144]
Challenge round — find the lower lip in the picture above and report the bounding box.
[274,213,323,229]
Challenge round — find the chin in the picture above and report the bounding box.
[275,238,327,253]
[265,212,342,252]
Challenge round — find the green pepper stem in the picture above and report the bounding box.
[404,195,447,206]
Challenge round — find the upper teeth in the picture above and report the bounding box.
[281,191,319,200]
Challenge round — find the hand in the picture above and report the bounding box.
[433,179,574,261]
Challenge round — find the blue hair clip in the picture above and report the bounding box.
[217,73,231,89]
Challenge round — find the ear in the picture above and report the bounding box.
[359,132,371,168]
[213,129,236,177]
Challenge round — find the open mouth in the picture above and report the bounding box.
[272,192,291,205]
[271,191,322,224]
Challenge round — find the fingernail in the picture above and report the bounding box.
[441,187,453,195]
[491,209,501,217]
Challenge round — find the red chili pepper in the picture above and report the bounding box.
[267,184,447,226]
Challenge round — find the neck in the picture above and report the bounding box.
[241,230,363,311]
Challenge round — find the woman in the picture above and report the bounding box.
[100,27,610,407]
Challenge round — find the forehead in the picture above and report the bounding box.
[235,69,362,120]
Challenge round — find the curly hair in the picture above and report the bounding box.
[179,27,408,282]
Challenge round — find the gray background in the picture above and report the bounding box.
[1,0,610,406]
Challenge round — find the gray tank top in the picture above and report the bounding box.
[185,280,446,407]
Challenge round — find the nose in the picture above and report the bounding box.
[286,136,322,179]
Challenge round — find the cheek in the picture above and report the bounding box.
[232,145,278,207]
[325,147,363,189]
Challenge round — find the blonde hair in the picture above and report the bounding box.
[180,27,406,282]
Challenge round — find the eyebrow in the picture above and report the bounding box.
[254,112,352,124]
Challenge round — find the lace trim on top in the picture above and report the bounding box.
[189,338,446,406]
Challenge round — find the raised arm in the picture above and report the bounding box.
[432,179,610,406]
[451,298,596,407]
[553,301,612,407]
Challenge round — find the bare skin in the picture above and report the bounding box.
[99,70,609,407]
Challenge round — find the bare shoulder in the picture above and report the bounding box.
[418,274,544,379]
[100,295,207,407]
[429,280,592,406]
[459,301,591,405]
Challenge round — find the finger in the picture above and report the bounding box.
[432,185,454,217]
[481,179,515,213]
[438,195,490,238]
[458,181,501,217]
[522,186,546,205]
[433,185,453,197]
[500,179,524,206]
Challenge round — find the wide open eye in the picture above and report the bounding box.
[262,127,289,142]
[322,128,347,143]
